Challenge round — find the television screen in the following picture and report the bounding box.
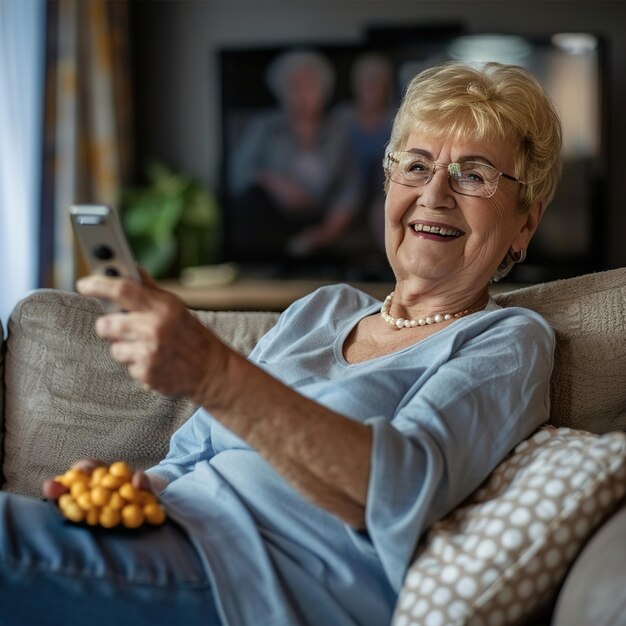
[217,30,606,284]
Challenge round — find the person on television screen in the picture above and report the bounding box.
[229,49,360,261]
[2,61,562,626]
[335,53,396,255]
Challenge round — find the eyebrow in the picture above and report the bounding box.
[406,148,497,169]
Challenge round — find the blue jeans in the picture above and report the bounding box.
[0,492,222,626]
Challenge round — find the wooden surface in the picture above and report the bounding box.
[159,277,523,312]
[159,278,394,311]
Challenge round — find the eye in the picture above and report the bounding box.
[465,170,485,183]
[459,163,493,185]
[404,155,431,174]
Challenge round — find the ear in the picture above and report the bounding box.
[511,200,544,252]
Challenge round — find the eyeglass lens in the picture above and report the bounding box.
[388,153,501,197]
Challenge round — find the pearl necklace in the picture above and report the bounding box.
[380,292,488,329]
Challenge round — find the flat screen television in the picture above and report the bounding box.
[217,29,607,284]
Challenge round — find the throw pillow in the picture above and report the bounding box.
[392,426,626,626]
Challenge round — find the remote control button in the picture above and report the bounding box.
[93,244,114,260]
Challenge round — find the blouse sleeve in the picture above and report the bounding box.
[363,311,554,591]
[145,407,216,487]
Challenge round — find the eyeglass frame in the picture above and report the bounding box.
[384,151,526,198]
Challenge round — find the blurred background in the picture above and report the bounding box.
[1,0,625,323]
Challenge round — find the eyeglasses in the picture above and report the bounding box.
[385,151,526,198]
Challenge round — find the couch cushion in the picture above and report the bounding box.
[494,268,626,433]
[2,289,278,497]
[392,426,626,626]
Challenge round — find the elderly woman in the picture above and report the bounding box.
[0,62,561,626]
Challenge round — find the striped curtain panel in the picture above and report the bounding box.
[41,0,133,289]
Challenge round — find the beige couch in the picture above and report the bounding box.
[1,268,626,625]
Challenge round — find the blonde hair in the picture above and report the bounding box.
[386,62,563,212]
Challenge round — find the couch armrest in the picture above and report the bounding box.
[552,502,626,626]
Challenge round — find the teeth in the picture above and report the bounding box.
[413,224,462,237]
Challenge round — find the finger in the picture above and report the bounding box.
[71,458,107,474]
[95,311,156,342]
[42,479,69,501]
[112,348,160,391]
[76,275,154,313]
[109,340,149,366]
[127,360,152,386]
[137,267,159,289]
[76,274,124,299]
[131,470,153,492]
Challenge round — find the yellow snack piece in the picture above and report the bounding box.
[144,503,166,526]
[136,490,157,506]
[85,508,101,526]
[90,486,112,507]
[58,493,74,510]
[118,482,138,503]
[76,492,94,511]
[70,481,89,498]
[108,491,126,511]
[99,506,121,528]
[121,504,145,529]
[100,473,124,490]
[63,503,86,523]
[89,466,108,487]
[55,474,72,488]
[108,461,132,480]
[64,469,89,485]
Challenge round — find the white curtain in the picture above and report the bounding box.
[0,0,46,326]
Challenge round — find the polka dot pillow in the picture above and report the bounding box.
[392,426,626,626]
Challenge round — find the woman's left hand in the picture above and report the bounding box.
[76,271,229,404]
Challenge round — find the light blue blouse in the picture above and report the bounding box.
[148,285,554,626]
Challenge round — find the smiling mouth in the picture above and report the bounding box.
[412,223,464,238]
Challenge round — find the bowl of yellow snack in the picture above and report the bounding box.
[50,461,166,530]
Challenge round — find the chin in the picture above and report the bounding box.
[398,256,455,281]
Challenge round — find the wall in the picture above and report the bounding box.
[130,0,626,271]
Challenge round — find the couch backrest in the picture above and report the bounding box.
[1,289,278,497]
[494,267,626,434]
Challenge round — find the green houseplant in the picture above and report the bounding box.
[121,161,221,278]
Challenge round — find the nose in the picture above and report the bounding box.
[416,165,456,209]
